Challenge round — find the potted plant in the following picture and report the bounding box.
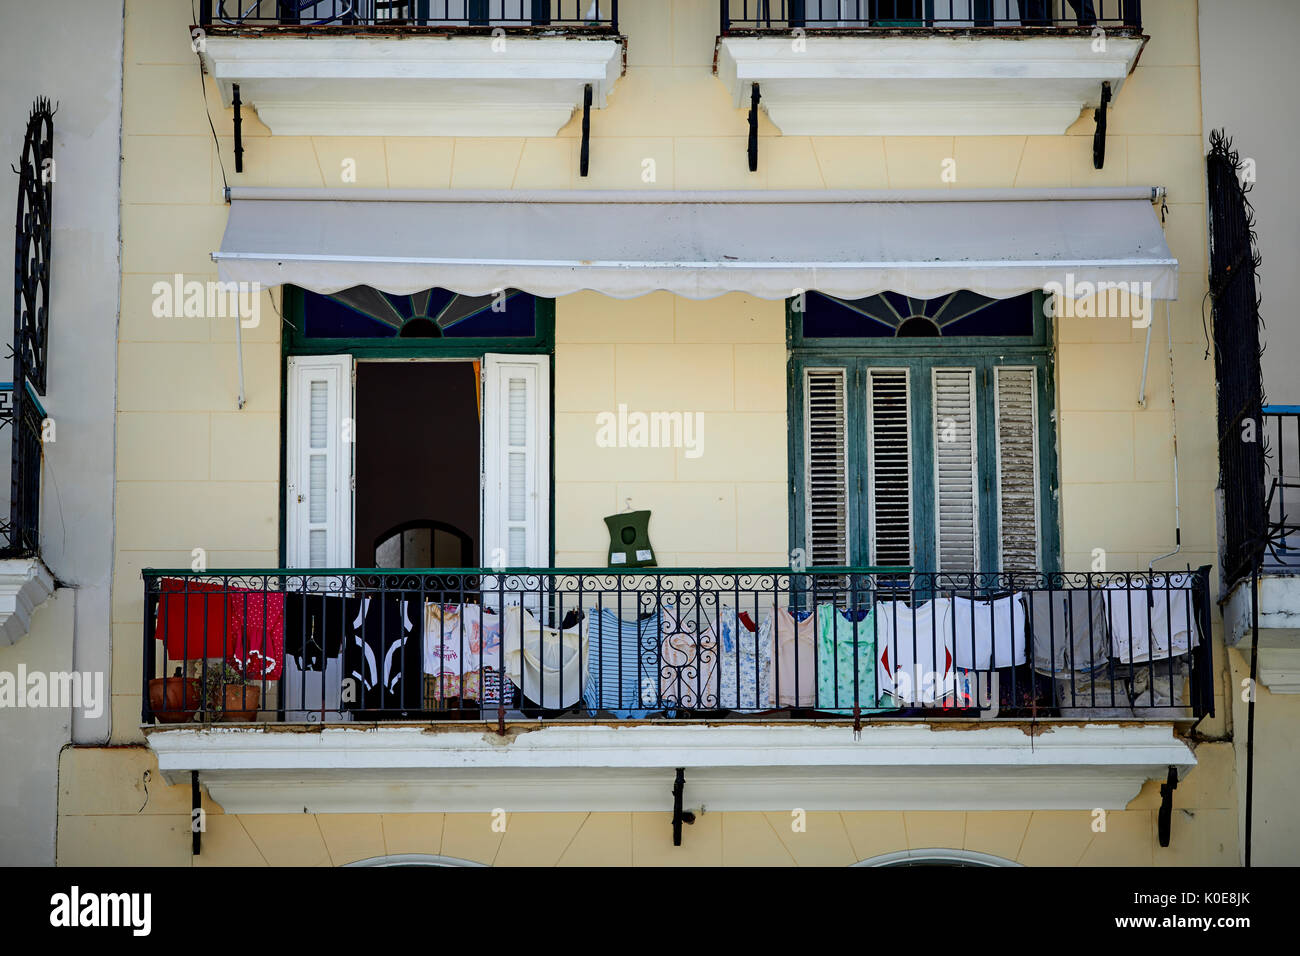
[201,662,261,722]
[148,666,201,723]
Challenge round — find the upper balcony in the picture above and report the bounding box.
[715,1,1146,138]
[141,566,1208,813]
[194,2,626,137]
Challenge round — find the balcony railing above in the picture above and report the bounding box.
[142,566,1214,728]
[198,1,619,31]
[720,0,1141,32]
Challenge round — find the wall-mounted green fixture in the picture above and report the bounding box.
[604,509,656,568]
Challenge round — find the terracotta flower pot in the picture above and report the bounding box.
[216,684,261,722]
[148,677,202,723]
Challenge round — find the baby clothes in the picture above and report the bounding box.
[874,598,957,705]
[815,604,888,714]
[717,608,775,710]
[772,608,817,708]
[584,607,657,718]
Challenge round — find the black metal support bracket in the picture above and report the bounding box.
[232,83,245,174]
[191,771,202,856]
[1157,765,1179,848]
[671,767,696,846]
[1092,81,1111,170]
[748,83,761,172]
[580,83,592,178]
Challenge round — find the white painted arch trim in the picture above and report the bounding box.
[148,722,1195,815]
[200,35,624,137]
[854,848,1021,867]
[345,854,485,867]
[716,34,1145,136]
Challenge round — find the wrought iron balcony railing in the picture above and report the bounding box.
[1260,407,1300,573]
[197,1,619,30]
[720,0,1141,31]
[0,383,44,558]
[142,566,1212,727]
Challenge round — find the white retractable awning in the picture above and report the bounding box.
[213,187,1179,301]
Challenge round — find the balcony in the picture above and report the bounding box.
[141,567,1207,813]
[0,384,54,645]
[715,1,1146,137]
[195,2,625,137]
[1221,407,1300,691]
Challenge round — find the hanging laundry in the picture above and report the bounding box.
[501,605,589,709]
[155,578,230,660]
[717,608,774,711]
[344,594,423,713]
[282,592,352,722]
[772,607,817,708]
[1105,573,1200,664]
[282,653,351,722]
[156,578,285,680]
[1024,589,1110,678]
[815,604,891,714]
[951,594,1028,670]
[657,604,721,710]
[284,592,349,670]
[225,588,285,680]
[874,597,957,705]
[583,606,658,718]
[423,604,510,705]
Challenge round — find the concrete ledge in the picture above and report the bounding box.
[148,721,1195,814]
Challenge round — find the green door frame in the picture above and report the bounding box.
[277,286,556,568]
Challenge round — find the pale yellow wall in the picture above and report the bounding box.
[83,0,1245,867]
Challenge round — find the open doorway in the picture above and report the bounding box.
[353,360,480,569]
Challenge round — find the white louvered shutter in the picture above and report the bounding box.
[803,368,850,566]
[286,354,354,569]
[867,368,913,566]
[994,367,1041,572]
[933,368,979,571]
[483,354,550,569]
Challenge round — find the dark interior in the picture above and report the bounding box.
[353,360,480,568]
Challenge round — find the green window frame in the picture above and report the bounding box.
[787,295,1060,574]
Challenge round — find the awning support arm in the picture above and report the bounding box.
[192,771,202,856]
[1158,766,1179,847]
[232,83,245,174]
[580,84,592,178]
[671,767,695,846]
[748,83,761,172]
[1093,81,1111,170]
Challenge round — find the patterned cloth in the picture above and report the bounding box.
[815,604,884,714]
[717,608,774,710]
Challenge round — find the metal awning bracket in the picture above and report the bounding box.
[1093,81,1111,170]
[1157,765,1179,848]
[580,83,592,178]
[672,767,696,846]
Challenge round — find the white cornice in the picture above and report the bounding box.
[148,722,1194,814]
[716,34,1145,136]
[200,35,624,137]
[0,557,55,646]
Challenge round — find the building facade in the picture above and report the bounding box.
[0,0,1285,866]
